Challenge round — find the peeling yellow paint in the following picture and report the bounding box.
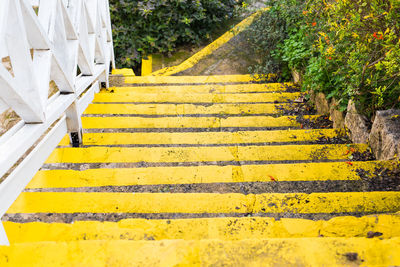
[4,215,400,242]
[109,83,292,94]
[84,103,291,115]
[1,238,400,266]
[80,115,319,129]
[93,91,300,103]
[45,144,369,163]
[28,161,390,189]
[124,74,274,84]
[59,129,345,146]
[7,191,400,214]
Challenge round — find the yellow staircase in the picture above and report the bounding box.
[1,74,400,266]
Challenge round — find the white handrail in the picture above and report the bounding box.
[0,0,115,245]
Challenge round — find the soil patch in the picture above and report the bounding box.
[357,166,400,191]
[2,212,376,223]
[295,115,333,129]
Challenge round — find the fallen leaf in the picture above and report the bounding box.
[268,175,278,181]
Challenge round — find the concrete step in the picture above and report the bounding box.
[109,83,292,94]
[93,91,300,103]
[27,161,393,189]
[45,144,370,164]
[80,115,321,129]
[123,74,273,84]
[1,238,399,266]
[84,103,295,115]
[4,215,400,243]
[7,191,400,215]
[58,128,347,146]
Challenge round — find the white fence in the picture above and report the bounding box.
[0,0,115,245]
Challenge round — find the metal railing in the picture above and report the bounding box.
[0,0,115,245]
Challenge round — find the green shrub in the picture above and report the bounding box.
[303,0,400,116]
[110,0,241,69]
[243,0,309,81]
[246,0,400,118]
[243,6,288,78]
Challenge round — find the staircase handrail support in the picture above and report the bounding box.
[0,0,115,245]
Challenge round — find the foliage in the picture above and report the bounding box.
[247,0,400,118]
[242,5,288,78]
[243,0,309,80]
[304,0,400,116]
[276,25,311,72]
[110,0,241,69]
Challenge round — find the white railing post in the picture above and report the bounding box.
[0,222,9,246]
[66,101,83,146]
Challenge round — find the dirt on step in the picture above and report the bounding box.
[357,166,400,191]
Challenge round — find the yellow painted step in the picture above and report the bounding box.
[1,238,400,266]
[59,129,345,146]
[4,214,400,243]
[93,92,300,103]
[45,144,369,163]
[124,74,272,84]
[7,191,400,214]
[84,103,289,115]
[109,83,291,94]
[111,68,135,76]
[27,161,390,189]
[81,115,317,129]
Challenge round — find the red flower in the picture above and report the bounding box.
[373,32,384,40]
[312,22,317,27]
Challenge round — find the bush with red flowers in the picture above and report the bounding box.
[247,0,400,118]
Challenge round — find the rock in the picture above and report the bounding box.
[345,100,370,144]
[291,70,301,84]
[309,90,316,105]
[329,98,345,128]
[315,92,329,115]
[369,109,400,160]
[308,92,345,128]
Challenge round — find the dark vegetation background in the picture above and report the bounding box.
[110,0,242,72]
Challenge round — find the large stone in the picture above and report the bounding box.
[345,100,370,144]
[369,109,400,160]
[291,70,302,84]
[329,98,345,129]
[315,92,330,115]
